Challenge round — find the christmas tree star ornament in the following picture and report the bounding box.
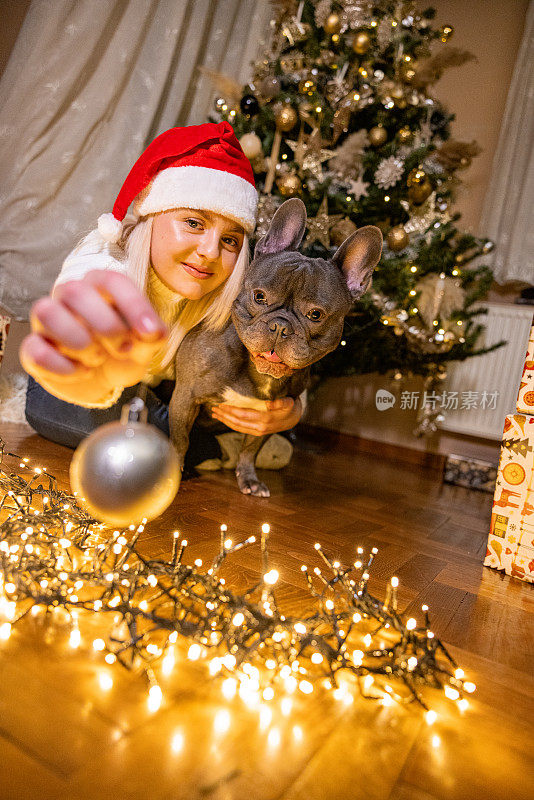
[304,196,343,249]
[70,395,181,527]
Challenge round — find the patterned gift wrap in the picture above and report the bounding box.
[516,320,534,415]
[485,413,534,583]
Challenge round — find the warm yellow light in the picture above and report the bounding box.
[162,650,176,676]
[105,653,116,665]
[352,649,364,664]
[93,638,105,651]
[299,680,313,694]
[391,576,399,588]
[148,684,163,712]
[222,678,237,700]
[267,727,281,748]
[432,734,441,748]
[454,668,464,680]
[410,265,417,273]
[281,697,292,716]
[445,686,460,701]
[260,705,272,730]
[406,618,417,630]
[261,523,270,534]
[363,633,372,647]
[69,629,81,648]
[264,569,279,585]
[265,659,276,669]
[426,709,437,725]
[188,643,202,660]
[0,622,12,640]
[463,682,476,693]
[263,686,275,701]
[294,622,306,634]
[353,612,361,623]
[98,672,113,691]
[458,698,469,712]
[311,652,323,664]
[407,656,418,670]
[171,730,184,754]
[224,538,233,549]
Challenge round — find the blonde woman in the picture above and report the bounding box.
[21,123,302,468]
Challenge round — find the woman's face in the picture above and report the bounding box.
[150,208,245,300]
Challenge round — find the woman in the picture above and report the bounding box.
[21,122,302,467]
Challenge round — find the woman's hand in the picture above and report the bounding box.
[20,270,168,406]
[211,396,303,436]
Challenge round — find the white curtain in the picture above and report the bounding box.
[479,1,534,285]
[0,0,272,319]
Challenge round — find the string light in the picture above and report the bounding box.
[0,438,473,717]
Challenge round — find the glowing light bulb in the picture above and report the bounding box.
[148,684,163,712]
[188,643,202,660]
[292,725,303,741]
[93,638,105,651]
[294,623,306,634]
[98,672,113,691]
[259,705,272,730]
[406,618,417,630]
[426,709,437,725]
[262,686,275,701]
[463,682,476,694]
[299,680,313,694]
[69,629,81,648]
[444,686,460,701]
[311,653,323,664]
[261,523,270,534]
[171,730,184,754]
[264,569,279,585]
[222,678,237,700]
[281,697,292,716]
[391,577,399,588]
[454,668,464,680]
[0,622,12,640]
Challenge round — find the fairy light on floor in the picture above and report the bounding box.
[0,437,476,720]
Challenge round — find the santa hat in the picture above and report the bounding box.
[97,122,257,243]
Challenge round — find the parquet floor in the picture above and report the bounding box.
[0,421,533,800]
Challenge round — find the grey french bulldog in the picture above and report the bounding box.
[168,198,382,497]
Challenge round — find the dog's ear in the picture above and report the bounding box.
[332,226,383,299]
[254,198,307,256]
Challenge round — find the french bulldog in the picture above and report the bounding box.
[168,198,382,497]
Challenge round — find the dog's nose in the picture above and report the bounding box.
[268,317,291,338]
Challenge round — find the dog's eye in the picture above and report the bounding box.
[253,289,267,304]
[307,308,325,321]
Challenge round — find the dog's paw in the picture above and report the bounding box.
[238,477,270,497]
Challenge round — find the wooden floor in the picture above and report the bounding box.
[0,421,533,800]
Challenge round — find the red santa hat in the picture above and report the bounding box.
[97,122,257,243]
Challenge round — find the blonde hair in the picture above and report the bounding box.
[123,214,249,369]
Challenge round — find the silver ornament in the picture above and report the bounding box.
[70,397,181,527]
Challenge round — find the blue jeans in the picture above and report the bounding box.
[25,376,221,471]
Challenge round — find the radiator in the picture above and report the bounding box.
[439,303,534,440]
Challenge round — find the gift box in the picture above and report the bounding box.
[484,413,534,583]
[516,318,534,415]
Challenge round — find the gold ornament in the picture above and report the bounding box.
[70,398,180,526]
[298,77,316,95]
[408,177,432,205]
[397,126,412,143]
[439,24,454,42]
[239,132,263,160]
[304,196,343,249]
[387,225,409,252]
[330,217,358,247]
[400,61,417,83]
[276,172,302,196]
[369,125,388,147]
[352,30,371,54]
[324,13,341,34]
[275,104,298,132]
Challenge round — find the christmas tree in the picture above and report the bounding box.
[207,0,498,429]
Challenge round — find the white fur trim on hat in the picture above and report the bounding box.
[133,166,258,233]
[98,212,123,243]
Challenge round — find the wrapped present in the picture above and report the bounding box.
[516,318,534,414]
[484,413,534,583]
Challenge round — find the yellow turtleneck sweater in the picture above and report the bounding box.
[144,266,186,385]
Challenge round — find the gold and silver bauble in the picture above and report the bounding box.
[352,30,372,54]
[439,24,454,42]
[324,13,341,34]
[276,171,302,196]
[369,125,388,147]
[239,132,263,160]
[70,397,181,527]
[387,225,409,252]
[408,177,432,205]
[275,103,298,131]
[298,77,316,95]
[330,217,358,247]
